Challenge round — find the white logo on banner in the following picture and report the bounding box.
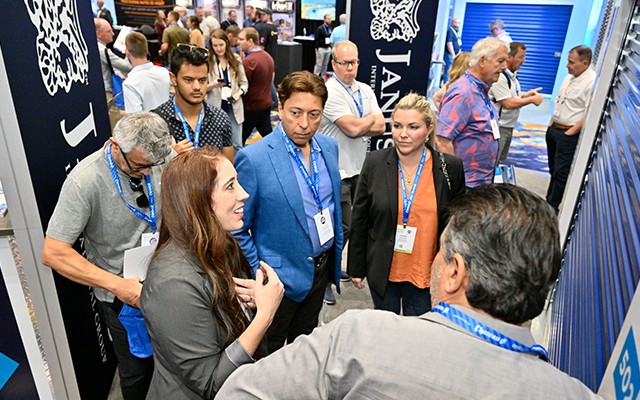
[370,0,423,42]
[23,0,89,95]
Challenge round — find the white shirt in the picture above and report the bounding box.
[319,78,383,178]
[497,32,513,44]
[122,62,170,112]
[489,69,521,128]
[552,66,596,126]
[98,40,132,92]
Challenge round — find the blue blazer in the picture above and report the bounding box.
[233,125,343,302]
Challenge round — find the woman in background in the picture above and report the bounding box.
[433,52,471,109]
[206,29,248,150]
[140,148,284,399]
[187,15,205,48]
[347,93,466,316]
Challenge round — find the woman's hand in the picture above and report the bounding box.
[233,277,256,308]
[253,261,284,320]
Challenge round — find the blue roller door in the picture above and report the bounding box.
[548,3,640,391]
[460,3,572,95]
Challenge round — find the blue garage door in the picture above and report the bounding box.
[460,3,572,95]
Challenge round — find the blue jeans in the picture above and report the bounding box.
[370,281,431,316]
[224,107,243,150]
[442,53,453,84]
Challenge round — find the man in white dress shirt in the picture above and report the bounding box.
[545,45,596,210]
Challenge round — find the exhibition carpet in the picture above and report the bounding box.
[503,122,549,173]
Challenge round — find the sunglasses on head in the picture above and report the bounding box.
[129,178,150,208]
[175,43,209,59]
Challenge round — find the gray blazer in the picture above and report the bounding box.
[140,241,253,399]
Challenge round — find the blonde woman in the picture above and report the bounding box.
[206,29,248,150]
[348,93,466,315]
[433,52,471,109]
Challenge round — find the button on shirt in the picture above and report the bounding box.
[153,97,232,149]
[437,73,499,187]
[552,66,596,126]
[284,132,336,256]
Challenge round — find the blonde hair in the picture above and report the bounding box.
[445,52,471,91]
[391,93,437,148]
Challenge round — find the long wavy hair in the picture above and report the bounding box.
[208,28,241,79]
[445,51,471,91]
[153,148,252,346]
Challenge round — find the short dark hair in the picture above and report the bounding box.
[277,71,328,108]
[168,11,180,23]
[570,45,592,63]
[170,44,209,76]
[509,41,526,57]
[442,184,561,325]
[226,25,241,36]
[125,32,148,59]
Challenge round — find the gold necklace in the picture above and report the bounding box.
[399,162,419,185]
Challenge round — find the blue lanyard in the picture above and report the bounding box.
[398,148,427,227]
[503,69,520,96]
[173,98,204,148]
[281,128,324,211]
[245,46,261,57]
[466,71,496,120]
[333,76,363,117]
[323,24,331,36]
[432,302,549,361]
[105,145,157,231]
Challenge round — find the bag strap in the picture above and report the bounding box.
[437,151,452,191]
[104,47,115,75]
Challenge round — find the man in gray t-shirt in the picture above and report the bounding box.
[489,41,543,162]
[42,112,172,400]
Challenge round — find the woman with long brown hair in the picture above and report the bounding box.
[187,15,205,48]
[206,28,248,151]
[140,148,283,399]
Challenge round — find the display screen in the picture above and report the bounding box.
[301,1,336,20]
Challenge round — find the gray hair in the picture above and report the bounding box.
[469,37,509,67]
[489,19,505,31]
[112,112,173,164]
[339,14,347,24]
[331,40,358,60]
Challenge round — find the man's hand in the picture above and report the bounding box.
[523,87,542,98]
[113,277,143,308]
[172,139,194,154]
[530,93,543,106]
[351,277,365,289]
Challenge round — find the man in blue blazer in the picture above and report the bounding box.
[233,71,343,354]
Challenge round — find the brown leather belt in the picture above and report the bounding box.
[552,122,573,130]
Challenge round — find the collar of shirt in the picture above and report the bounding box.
[466,72,490,94]
[129,62,154,75]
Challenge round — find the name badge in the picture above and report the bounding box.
[141,232,159,247]
[458,38,462,46]
[394,225,417,254]
[221,86,232,100]
[490,119,501,139]
[325,37,331,45]
[314,210,334,246]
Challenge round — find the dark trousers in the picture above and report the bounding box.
[96,299,154,400]
[341,175,359,244]
[370,281,431,316]
[545,125,580,210]
[242,108,272,144]
[265,254,331,354]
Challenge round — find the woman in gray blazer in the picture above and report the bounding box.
[206,29,249,151]
[347,94,466,316]
[140,148,284,399]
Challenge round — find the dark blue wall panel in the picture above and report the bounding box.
[461,3,572,95]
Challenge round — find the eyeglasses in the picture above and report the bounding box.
[334,59,360,68]
[175,43,209,59]
[129,178,150,208]
[117,144,165,172]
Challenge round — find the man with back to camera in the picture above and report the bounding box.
[443,18,462,84]
[233,71,343,355]
[546,45,596,211]
[490,19,513,44]
[313,14,333,79]
[42,112,173,400]
[159,11,189,66]
[254,8,278,61]
[437,37,508,187]
[237,27,275,144]
[122,32,170,113]
[488,41,544,163]
[330,14,347,46]
[153,44,233,160]
[217,184,602,400]
[318,40,385,303]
